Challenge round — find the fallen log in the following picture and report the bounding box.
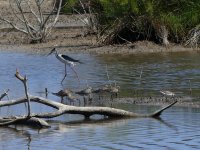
[0,95,177,120]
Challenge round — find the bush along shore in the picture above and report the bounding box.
[62,0,200,48]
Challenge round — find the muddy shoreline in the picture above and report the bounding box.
[0,27,199,55]
[0,39,199,55]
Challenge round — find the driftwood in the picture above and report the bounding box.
[0,95,177,119]
[0,70,177,128]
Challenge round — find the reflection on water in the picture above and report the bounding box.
[0,51,200,149]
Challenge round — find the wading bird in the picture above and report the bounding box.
[52,89,73,102]
[67,92,80,105]
[160,90,175,97]
[92,85,110,100]
[52,89,80,105]
[160,90,175,101]
[109,85,120,100]
[48,47,82,83]
[76,86,93,105]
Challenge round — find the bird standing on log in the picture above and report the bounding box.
[48,47,83,84]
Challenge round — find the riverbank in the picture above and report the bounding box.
[0,27,199,55]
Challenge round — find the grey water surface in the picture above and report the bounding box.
[0,50,200,150]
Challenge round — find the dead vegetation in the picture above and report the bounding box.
[0,0,63,43]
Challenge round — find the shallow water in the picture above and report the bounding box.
[0,50,200,149]
[1,106,200,150]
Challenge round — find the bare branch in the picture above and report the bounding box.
[0,17,28,34]
[35,0,44,25]
[1,0,63,43]
[15,69,31,117]
[44,0,63,38]
[26,0,41,24]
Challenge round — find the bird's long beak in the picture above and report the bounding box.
[47,48,55,56]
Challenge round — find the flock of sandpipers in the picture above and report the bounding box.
[52,84,120,105]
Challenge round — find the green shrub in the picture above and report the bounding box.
[61,0,200,45]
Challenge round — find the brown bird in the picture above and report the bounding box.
[76,86,93,105]
[92,85,110,100]
[76,86,92,95]
[52,89,73,102]
[108,85,120,100]
[66,92,80,105]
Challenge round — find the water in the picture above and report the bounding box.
[0,50,200,149]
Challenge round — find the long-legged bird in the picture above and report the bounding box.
[48,47,82,83]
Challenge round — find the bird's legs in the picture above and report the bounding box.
[61,64,67,84]
[70,66,80,83]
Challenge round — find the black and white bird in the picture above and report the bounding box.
[48,47,82,83]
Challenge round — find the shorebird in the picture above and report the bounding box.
[48,47,82,83]
[76,86,93,105]
[66,92,80,105]
[160,90,175,97]
[160,90,176,101]
[76,86,93,96]
[108,85,120,100]
[52,89,73,102]
[92,85,110,100]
